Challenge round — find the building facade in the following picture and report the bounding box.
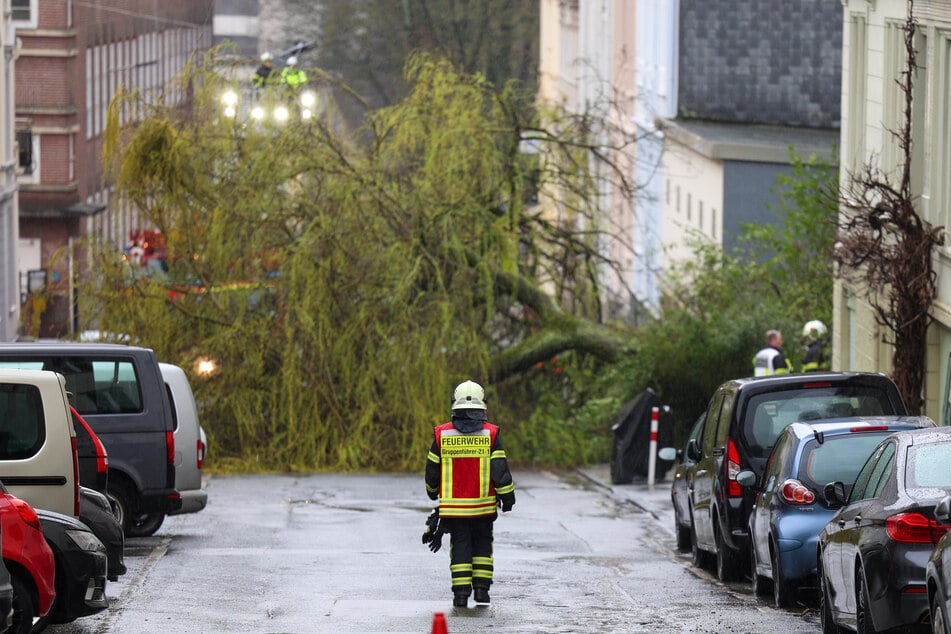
[835,0,951,423]
[1,0,18,341]
[14,0,213,336]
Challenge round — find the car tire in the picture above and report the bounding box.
[771,542,794,608]
[714,521,741,582]
[818,556,845,634]
[932,592,948,634]
[106,480,165,538]
[675,517,691,552]
[750,536,770,596]
[856,566,879,634]
[10,571,34,634]
[690,516,712,570]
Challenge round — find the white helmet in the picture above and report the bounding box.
[802,320,828,341]
[452,380,486,410]
[261,52,273,62]
[287,56,298,66]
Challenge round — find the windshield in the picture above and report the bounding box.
[743,386,896,458]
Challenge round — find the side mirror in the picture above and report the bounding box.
[823,481,848,508]
[657,447,678,462]
[935,496,951,525]
[735,470,757,488]
[686,438,702,462]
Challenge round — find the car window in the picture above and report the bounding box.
[799,432,893,494]
[0,383,46,459]
[702,394,725,454]
[763,429,793,492]
[854,442,895,501]
[849,442,887,504]
[906,440,951,488]
[742,386,898,457]
[715,391,735,447]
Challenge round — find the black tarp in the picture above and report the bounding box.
[610,388,675,484]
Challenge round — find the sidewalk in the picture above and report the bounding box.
[576,463,676,533]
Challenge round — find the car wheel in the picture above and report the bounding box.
[856,566,879,634]
[818,556,845,634]
[933,592,948,634]
[690,516,712,570]
[675,516,691,552]
[714,522,741,582]
[750,535,770,596]
[127,512,165,538]
[771,542,794,608]
[10,571,34,634]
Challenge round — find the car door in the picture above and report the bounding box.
[831,441,896,615]
[752,430,792,574]
[693,391,733,551]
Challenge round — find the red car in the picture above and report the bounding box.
[70,406,109,495]
[0,491,56,634]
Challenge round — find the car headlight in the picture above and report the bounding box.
[221,90,238,107]
[195,357,220,377]
[300,91,316,108]
[66,529,106,552]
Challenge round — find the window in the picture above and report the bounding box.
[0,383,46,460]
[15,129,33,175]
[11,0,36,27]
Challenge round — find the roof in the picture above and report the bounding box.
[658,118,838,163]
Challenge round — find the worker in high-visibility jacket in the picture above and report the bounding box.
[425,380,515,608]
[280,56,308,88]
[800,319,831,372]
[752,329,793,376]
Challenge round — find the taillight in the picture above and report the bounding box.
[725,437,742,497]
[166,431,175,466]
[885,512,951,544]
[71,436,81,517]
[8,496,42,531]
[196,439,204,470]
[779,479,815,505]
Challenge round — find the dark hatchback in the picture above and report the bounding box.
[818,426,951,633]
[667,413,704,552]
[927,496,951,634]
[35,509,108,629]
[688,372,906,582]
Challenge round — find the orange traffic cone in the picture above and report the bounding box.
[431,611,448,634]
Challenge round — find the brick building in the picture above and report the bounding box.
[14,0,213,336]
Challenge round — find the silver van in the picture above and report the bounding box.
[0,369,79,518]
[159,363,208,515]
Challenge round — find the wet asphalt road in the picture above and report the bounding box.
[44,468,821,633]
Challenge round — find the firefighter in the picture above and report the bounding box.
[801,319,830,372]
[753,329,793,376]
[252,52,278,89]
[425,380,515,608]
[280,56,308,88]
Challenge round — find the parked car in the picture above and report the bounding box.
[71,406,108,495]
[688,372,906,582]
[0,343,182,536]
[663,413,704,552]
[740,416,934,608]
[78,487,125,582]
[927,495,951,634]
[0,369,80,519]
[817,426,951,633]
[34,508,108,629]
[0,489,55,634]
[159,363,208,516]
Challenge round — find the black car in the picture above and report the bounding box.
[818,426,951,633]
[79,487,126,581]
[688,372,906,582]
[34,509,108,629]
[927,496,951,634]
[665,413,704,552]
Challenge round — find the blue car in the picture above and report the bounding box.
[738,416,935,609]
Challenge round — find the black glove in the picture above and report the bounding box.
[500,496,514,512]
[421,508,445,552]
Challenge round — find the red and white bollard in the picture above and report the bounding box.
[647,406,659,489]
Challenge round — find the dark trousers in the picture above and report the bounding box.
[443,516,495,596]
